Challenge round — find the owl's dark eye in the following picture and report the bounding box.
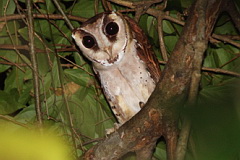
[82,35,96,48]
[105,22,119,36]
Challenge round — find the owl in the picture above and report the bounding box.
[72,11,161,125]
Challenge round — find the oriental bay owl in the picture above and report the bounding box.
[72,11,161,125]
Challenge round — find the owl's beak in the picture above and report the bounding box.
[104,47,114,60]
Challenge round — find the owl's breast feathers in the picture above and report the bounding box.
[94,29,161,124]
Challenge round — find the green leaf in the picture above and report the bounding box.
[36,52,51,77]
[69,93,109,139]
[18,26,52,52]
[45,0,56,14]
[14,104,36,123]
[139,14,149,34]
[18,85,32,105]
[154,142,167,160]
[0,0,16,16]
[73,52,85,66]
[0,50,17,73]
[0,90,25,115]
[72,0,96,18]
[34,20,53,40]
[64,68,92,87]
[4,67,25,92]
[0,21,20,38]
[214,14,238,35]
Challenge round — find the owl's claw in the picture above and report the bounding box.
[105,123,122,135]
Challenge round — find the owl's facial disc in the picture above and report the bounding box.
[72,12,128,67]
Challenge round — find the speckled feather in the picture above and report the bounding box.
[123,15,161,83]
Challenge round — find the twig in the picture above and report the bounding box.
[223,35,240,40]
[202,66,240,77]
[157,15,168,61]
[0,115,30,129]
[46,5,78,157]
[26,0,43,126]
[219,54,240,68]
[94,0,100,14]
[0,13,87,22]
[212,34,240,48]
[134,0,159,22]
[0,44,76,52]
[159,60,240,77]
[4,1,33,71]
[52,0,74,30]
[0,56,25,72]
[33,3,74,46]
[58,55,94,76]
[82,137,105,146]
[13,0,27,24]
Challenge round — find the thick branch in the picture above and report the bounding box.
[176,0,208,159]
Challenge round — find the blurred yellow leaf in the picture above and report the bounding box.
[0,127,73,160]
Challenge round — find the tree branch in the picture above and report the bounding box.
[176,0,208,159]
[0,115,30,129]
[26,0,43,126]
[0,14,87,22]
[212,34,240,48]
[52,0,74,30]
[158,15,168,61]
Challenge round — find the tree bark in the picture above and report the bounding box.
[83,0,229,159]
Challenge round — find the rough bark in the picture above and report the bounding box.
[83,0,230,159]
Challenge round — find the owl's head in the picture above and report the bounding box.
[72,12,131,67]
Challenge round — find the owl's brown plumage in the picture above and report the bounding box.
[72,11,161,124]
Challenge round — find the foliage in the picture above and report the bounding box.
[0,0,239,159]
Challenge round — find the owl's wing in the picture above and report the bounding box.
[124,15,161,83]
